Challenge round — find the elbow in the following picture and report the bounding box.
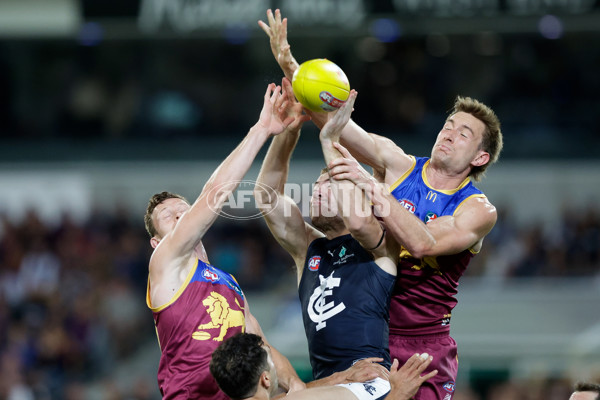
[404,239,436,259]
[253,186,276,208]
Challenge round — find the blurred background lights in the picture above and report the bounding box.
[426,32,451,57]
[78,22,103,46]
[473,31,503,56]
[369,18,401,43]
[223,22,250,45]
[356,37,387,62]
[538,14,564,39]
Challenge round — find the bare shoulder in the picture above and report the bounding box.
[457,195,497,233]
[148,239,197,306]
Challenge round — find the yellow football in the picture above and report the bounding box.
[292,59,350,112]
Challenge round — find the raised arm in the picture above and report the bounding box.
[151,84,296,269]
[255,78,321,281]
[319,91,382,247]
[259,8,413,181]
[319,92,398,274]
[328,140,496,258]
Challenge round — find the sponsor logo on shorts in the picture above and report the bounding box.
[443,381,455,393]
[399,199,416,213]
[308,256,321,271]
[363,383,377,395]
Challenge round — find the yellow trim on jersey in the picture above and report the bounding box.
[421,160,471,194]
[452,193,487,216]
[389,155,416,192]
[146,259,199,313]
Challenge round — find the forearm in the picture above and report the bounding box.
[305,370,349,388]
[321,137,381,246]
[270,346,305,392]
[279,54,299,81]
[338,120,387,171]
[372,185,436,257]
[204,125,269,193]
[256,127,301,193]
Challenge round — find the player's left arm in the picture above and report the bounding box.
[244,298,306,393]
[319,91,391,254]
[372,184,497,258]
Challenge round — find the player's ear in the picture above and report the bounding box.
[471,150,490,167]
[260,371,271,389]
[150,236,160,249]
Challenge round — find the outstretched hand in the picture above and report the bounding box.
[327,141,375,190]
[386,354,438,400]
[320,90,357,141]
[256,83,295,136]
[279,77,311,131]
[258,9,298,78]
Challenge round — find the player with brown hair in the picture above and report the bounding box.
[260,9,503,399]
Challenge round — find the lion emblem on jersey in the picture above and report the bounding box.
[193,292,245,341]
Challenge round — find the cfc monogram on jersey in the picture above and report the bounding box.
[299,234,395,380]
[307,272,346,331]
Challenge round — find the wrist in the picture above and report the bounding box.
[249,124,272,140]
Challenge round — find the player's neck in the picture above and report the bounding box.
[313,217,349,239]
[426,162,470,190]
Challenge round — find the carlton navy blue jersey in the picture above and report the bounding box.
[299,234,396,380]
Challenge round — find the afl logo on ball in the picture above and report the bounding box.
[308,256,321,271]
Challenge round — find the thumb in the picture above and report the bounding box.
[333,142,353,159]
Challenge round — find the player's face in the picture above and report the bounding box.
[310,173,339,219]
[152,198,190,239]
[431,112,488,173]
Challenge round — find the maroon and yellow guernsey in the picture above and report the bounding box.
[389,156,486,336]
[147,260,245,400]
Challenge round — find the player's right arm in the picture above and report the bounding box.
[259,9,412,181]
[150,84,296,277]
[255,79,322,282]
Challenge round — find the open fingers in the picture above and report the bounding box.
[269,85,282,105]
[267,8,275,26]
[282,77,295,100]
[258,20,270,36]
[415,353,433,374]
[264,83,275,102]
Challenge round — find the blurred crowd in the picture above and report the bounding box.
[0,201,598,398]
[469,203,600,279]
